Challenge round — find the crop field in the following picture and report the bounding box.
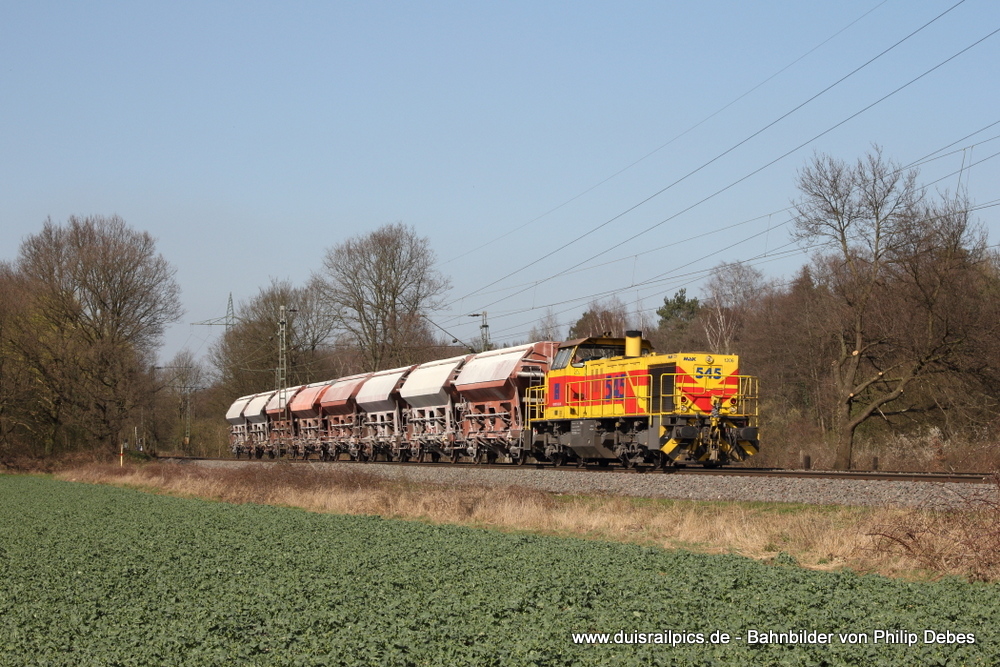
[1,475,998,666]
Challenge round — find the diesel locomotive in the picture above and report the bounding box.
[225,331,759,468]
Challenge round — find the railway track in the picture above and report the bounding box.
[156,456,993,485]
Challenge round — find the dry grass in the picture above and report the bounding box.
[867,476,1000,581]
[51,462,974,581]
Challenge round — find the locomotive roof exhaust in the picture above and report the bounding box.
[625,330,642,358]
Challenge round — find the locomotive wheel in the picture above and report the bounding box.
[550,453,565,467]
[620,455,634,469]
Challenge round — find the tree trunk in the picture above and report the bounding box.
[832,410,855,470]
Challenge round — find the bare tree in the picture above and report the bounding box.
[567,296,632,339]
[702,262,767,354]
[0,264,35,456]
[528,307,562,342]
[315,223,450,371]
[209,278,340,398]
[793,148,994,469]
[151,349,205,453]
[3,216,182,454]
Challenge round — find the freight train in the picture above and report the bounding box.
[225,331,760,468]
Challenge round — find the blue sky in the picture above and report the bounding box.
[2,1,998,363]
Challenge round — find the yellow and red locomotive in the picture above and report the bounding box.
[525,331,758,468]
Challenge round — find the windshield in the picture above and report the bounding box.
[572,344,625,366]
[552,347,574,370]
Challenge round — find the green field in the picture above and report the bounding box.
[0,475,997,666]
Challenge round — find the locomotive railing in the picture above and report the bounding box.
[526,373,759,421]
[524,385,546,422]
[560,374,651,417]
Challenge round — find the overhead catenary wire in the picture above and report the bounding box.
[447,23,1000,324]
[487,242,813,342]
[448,128,1000,307]
[444,1,972,311]
[481,191,1000,345]
[438,0,892,268]
[436,137,1000,346]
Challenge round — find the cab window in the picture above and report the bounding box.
[573,344,625,365]
[552,347,574,370]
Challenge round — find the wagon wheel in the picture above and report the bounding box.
[550,453,565,467]
[471,450,484,465]
[430,452,441,463]
[450,450,461,464]
[513,451,528,466]
[485,451,497,465]
[620,455,634,469]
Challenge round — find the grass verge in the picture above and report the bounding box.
[51,461,976,581]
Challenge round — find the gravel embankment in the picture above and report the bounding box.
[178,459,995,509]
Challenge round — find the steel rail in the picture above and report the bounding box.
[155,456,992,485]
